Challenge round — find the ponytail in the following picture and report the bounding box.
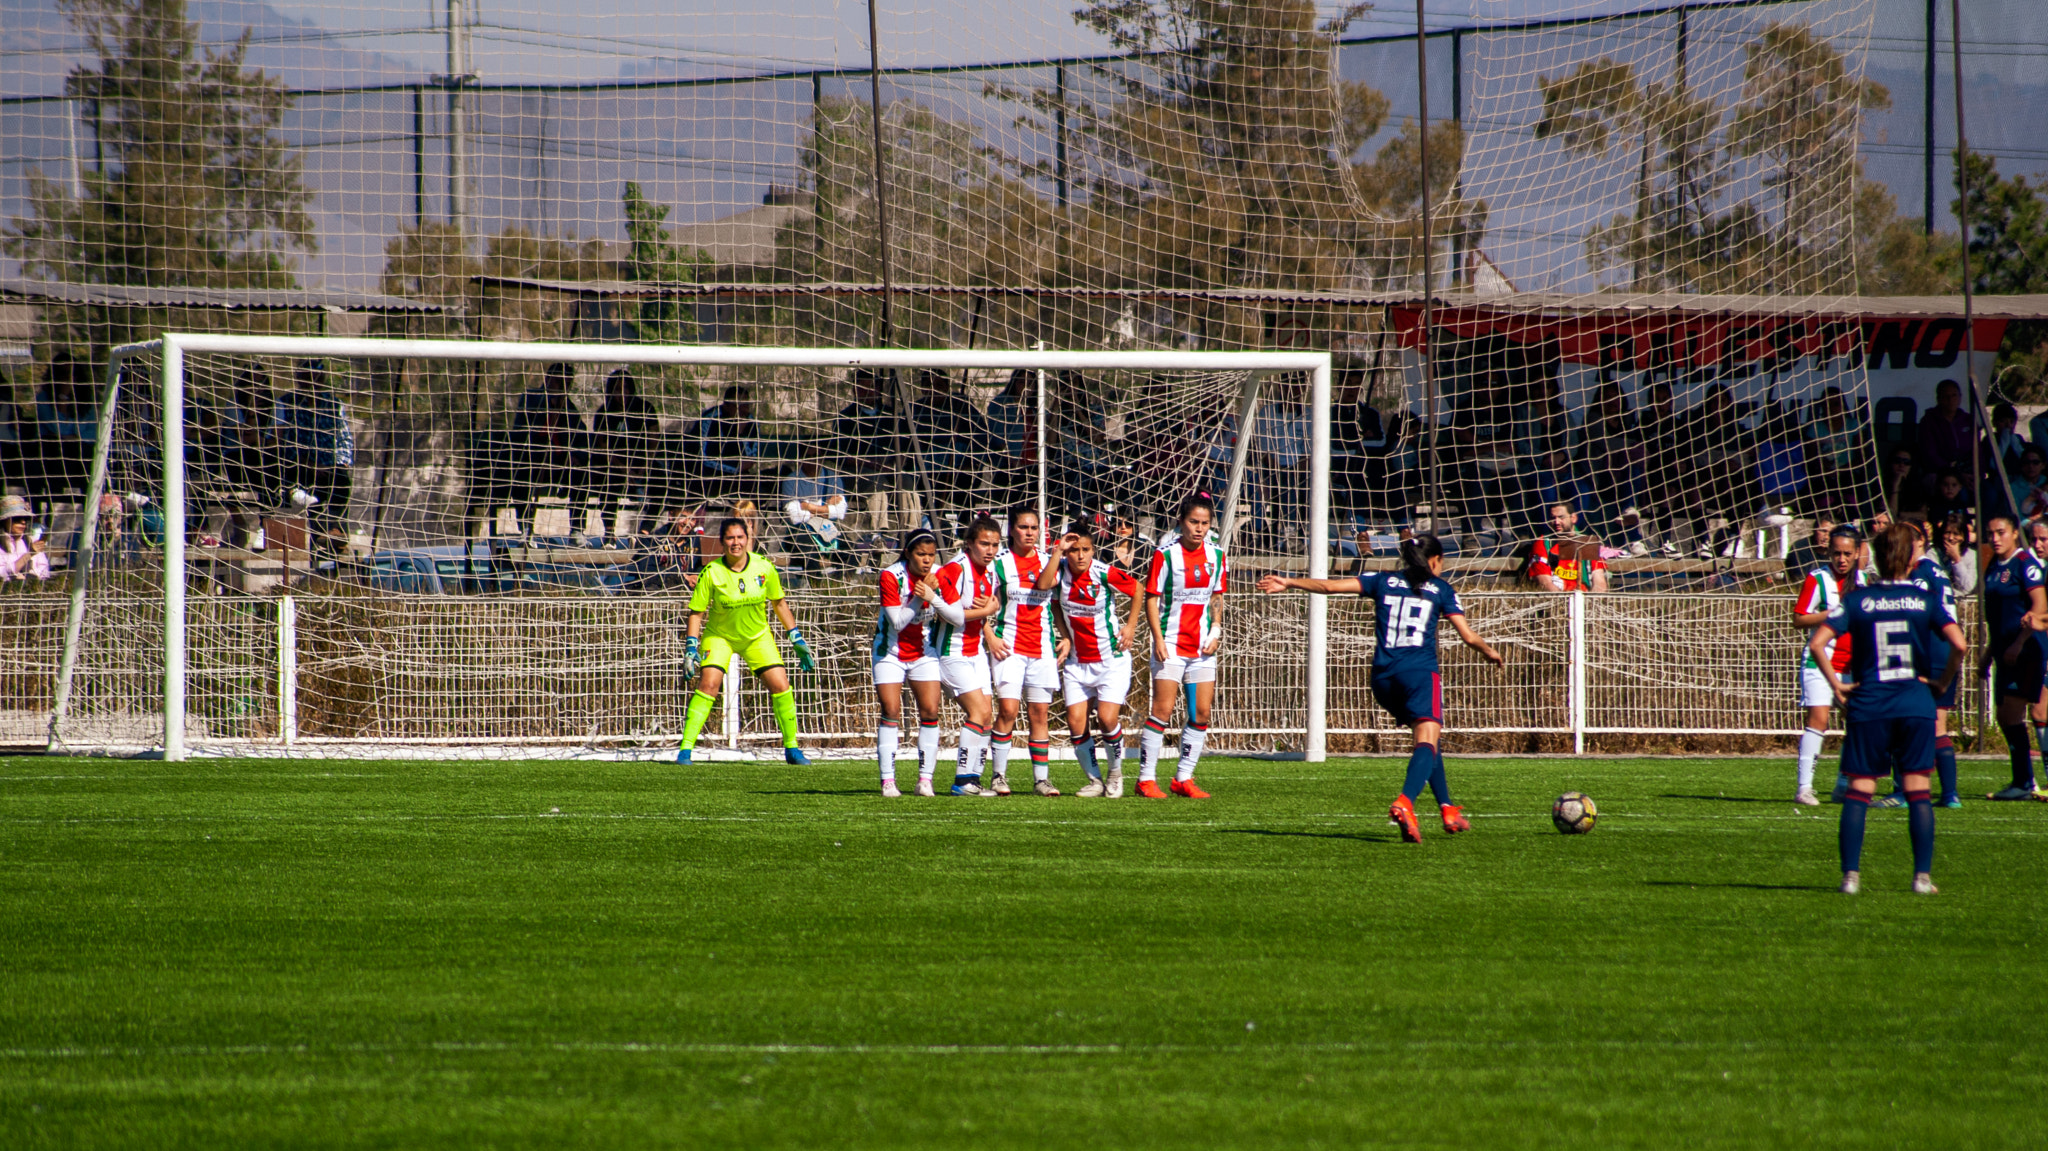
[1400,533,1443,586]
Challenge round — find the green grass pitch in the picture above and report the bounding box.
[4,752,2046,1149]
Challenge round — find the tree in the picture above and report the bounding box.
[3,0,312,290]
[1726,22,1892,292]
[1850,165,1955,296]
[620,181,711,344]
[1952,148,2048,398]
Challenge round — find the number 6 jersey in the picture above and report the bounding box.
[1826,582,1948,723]
[1357,570,1465,675]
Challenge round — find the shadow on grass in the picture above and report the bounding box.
[1643,880,1833,892]
[1218,827,1400,845]
[1655,794,1780,804]
[752,789,884,797]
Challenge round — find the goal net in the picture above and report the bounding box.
[50,336,1333,761]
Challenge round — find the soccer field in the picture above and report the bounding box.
[3,754,2044,1149]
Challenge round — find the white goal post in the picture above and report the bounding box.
[56,334,1334,763]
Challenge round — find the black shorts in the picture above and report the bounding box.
[1841,715,1936,779]
[1994,638,2046,702]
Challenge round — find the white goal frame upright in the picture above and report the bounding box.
[56,334,1333,763]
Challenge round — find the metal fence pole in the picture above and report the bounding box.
[1569,589,1587,755]
[278,595,298,747]
[162,336,187,762]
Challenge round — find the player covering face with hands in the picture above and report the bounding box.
[924,518,1005,795]
[1807,522,1968,894]
[677,518,813,766]
[1259,534,1504,843]
[986,506,1069,796]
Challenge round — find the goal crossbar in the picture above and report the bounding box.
[68,334,1334,763]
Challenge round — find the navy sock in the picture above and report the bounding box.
[1906,789,1935,874]
[1934,736,1958,802]
[1402,743,1437,801]
[2002,723,2034,789]
[1839,790,1870,872]
[1427,746,1452,806]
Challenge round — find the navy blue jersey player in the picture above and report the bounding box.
[1810,523,1968,895]
[1905,530,1962,806]
[1260,534,1504,844]
[1978,514,2048,800]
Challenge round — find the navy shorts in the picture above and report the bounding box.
[1840,715,1936,779]
[1371,668,1442,727]
[1994,639,2046,702]
[1931,661,1959,710]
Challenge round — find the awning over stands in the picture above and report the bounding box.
[0,280,451,314]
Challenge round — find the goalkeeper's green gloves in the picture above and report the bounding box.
[682,635,701,680]
[789,628,816,673]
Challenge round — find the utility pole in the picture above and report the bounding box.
[442,0,475,239]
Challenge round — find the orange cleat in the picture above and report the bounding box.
[1440,804,1470,834]
[1170,778,1210,799]
[1389,794,1422,843]
[1136,779,1172,798]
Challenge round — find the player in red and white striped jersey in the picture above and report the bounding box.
[872,528,944,797]
[987,505,1068,796]
[1791,526,1864,805]
[923,516,1004,794]
[1055,530,1143,798]
[1140,494,1228,798]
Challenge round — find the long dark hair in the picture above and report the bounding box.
[1400,533,1443,586]
[899,527,938,566]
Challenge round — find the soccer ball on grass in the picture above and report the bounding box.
[1552,792,1598,834]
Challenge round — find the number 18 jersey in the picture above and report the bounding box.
[1357,571,1464,675]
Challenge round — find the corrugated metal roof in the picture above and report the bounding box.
[471,277,2048,320]
[0,280,451,314]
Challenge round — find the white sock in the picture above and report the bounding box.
[878,721,900,783]
[917,721,940,780]
[958,724,990,780]
[1140,721,1165,782]
[1103,726,1124,777]
[1177,724,1208,782]
[1797,727,1824,791]
[1075,736,1099,780]
[990,728,1013,779]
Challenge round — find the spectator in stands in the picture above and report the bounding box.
[2012,449,2048,522]
[0,495,49,584]
[1255,381,1312,552]
[1785,514,1836,581]
[593,368,659,499]
[1882,447,1921,521]
[28,353,97,496]
[1051,374,1110,527]
[1804,387,1862,516]
[834,368,911,530]
[1677,382,1753,557]
[1527,501,1609,592]
[1941,513,1978,596]
[780,439,848,585]
[1579,380,1641,544]
[985,369,1037,511]
[277,360,354,544]
[695,384,764,501]
[910,369,998,515]
[1917,379,1973,485]
[515,363,580,440]
[1926,469,1973,525]
[1986,402,2027,478]
[1630,378,1683,538]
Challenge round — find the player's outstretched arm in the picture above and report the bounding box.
[1257,574,1357,595]
[1448,614,1506,668]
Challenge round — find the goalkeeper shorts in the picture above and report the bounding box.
[701,631,785,678]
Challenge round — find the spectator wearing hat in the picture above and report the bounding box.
[781,441,848,584]
[0,495,49,583]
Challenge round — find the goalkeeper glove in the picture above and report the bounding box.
[789,628,816,673]
[682,636,701,680]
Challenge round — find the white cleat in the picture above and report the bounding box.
[1105,767,1124,798]
[1033,778,1061,797]
[1074,778,1106,798]
[1794,787,1820,807]
[989,773,1012,796]
[1912,873,1939,896]
[1840,870,1861,895]
[914,777,935,797]
[881,780,902,798]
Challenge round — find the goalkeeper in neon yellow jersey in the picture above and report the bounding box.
[677,517,815,765]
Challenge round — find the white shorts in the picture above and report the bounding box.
[1152,651,1219,685]
[1063,656,1134,708]
[874,652,941,686]
[1800,664,1846,708]
[993,651,1060,704]
[938,653,994,698]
